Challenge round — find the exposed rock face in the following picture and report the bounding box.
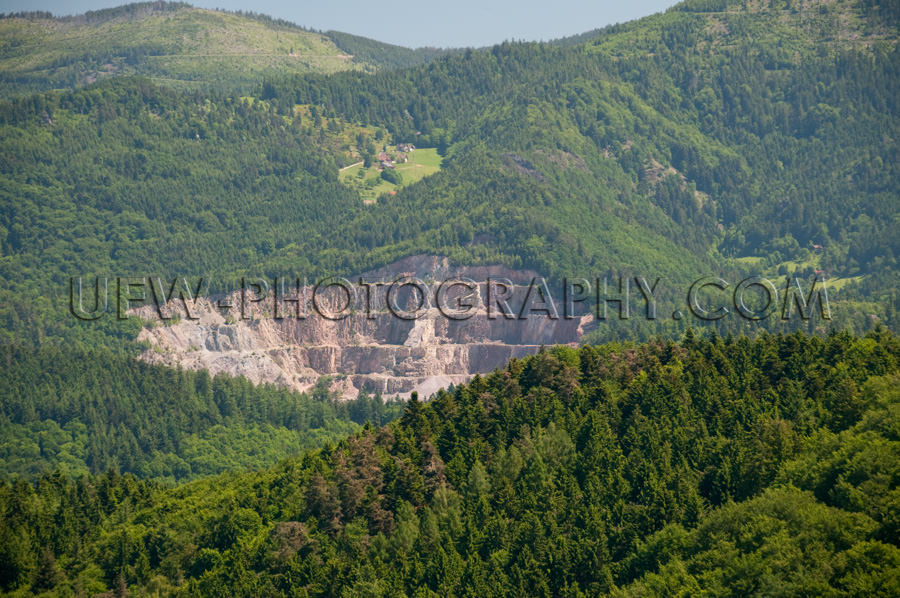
[135,256,591,399]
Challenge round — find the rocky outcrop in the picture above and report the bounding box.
[135,256,591,399]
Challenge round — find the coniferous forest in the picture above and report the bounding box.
[0,0,898,595]
[2,331,899,595]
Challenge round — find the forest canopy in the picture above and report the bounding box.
[0,329,897,595]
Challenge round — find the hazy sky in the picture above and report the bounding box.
[0,0,679,48]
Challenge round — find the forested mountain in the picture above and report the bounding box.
[0,2,447,96]
[1,330,897,595]
[260,0,898,288]
[1,1,899,593]
[1,0,897,356]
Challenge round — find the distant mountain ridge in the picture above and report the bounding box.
[0,1,451,95]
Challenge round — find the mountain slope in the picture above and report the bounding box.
[0,2,439,95]
[257,0,898,327]
[0,0,896,418]
[0,2,899,594]
[0,0,896,366]
[0,343,402,482]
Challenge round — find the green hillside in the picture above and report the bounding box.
[0,344,402,482]
[1,330,897,595]
[1,0,896,354]
[243,0,900,330]
[0,2,443,96]
[0,0,898,594]
[266,0,897,281]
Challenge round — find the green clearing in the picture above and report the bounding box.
[828,274,865,291]
[733,255,767,268]
[339,147,443,204]
[734,254,866,294]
